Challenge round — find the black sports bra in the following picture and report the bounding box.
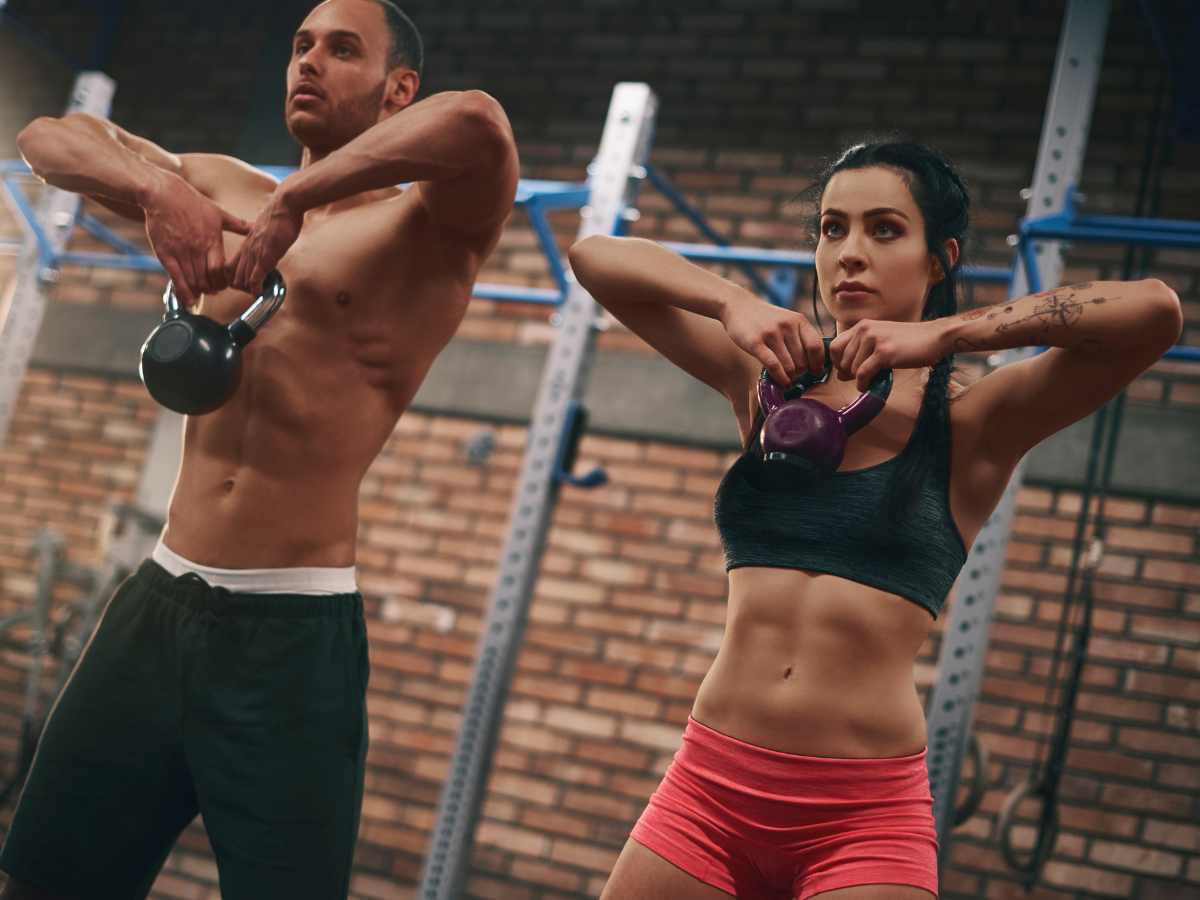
[712,385,968,618]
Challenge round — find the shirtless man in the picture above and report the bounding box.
[5,1,517,897]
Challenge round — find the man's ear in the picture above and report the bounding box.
[384,68,419,114]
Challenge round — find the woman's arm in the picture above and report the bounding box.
[569,236,825,411]
[944,279,1182,466]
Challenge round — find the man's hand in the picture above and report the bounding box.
[720,298,826,386]
[228,187,304,295]
[142,172,251,306]
[830,319,950,390]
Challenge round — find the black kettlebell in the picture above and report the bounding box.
[139,271,287,415]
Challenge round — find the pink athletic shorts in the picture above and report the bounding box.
[630,717,939,899]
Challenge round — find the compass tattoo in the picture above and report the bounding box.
[952,283,1108,353]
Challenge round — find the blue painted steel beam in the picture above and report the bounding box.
[662,241,814,268]
[3,175,58,271]
[471,284,562,305]
[1022,215,1200,248]
[646,165,786,304]
[78,214,143,257]
[524,198,570,295]
[662,240,1011,286]
[1166,346,1200,362]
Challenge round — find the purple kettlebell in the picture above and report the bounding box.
[757,338,893,476]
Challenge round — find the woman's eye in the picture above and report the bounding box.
[822,221,844,237]
[874,222,901,238]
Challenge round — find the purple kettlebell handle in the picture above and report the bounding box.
[838,389,887,436]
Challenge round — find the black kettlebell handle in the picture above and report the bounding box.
[140,271,287,416]
[162,270,287,347]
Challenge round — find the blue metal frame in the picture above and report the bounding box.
[646,163,1010,301]
[659,240,1012,287]
[1018,188,1200,293]
[1,161,589,304]
[7,158,1189,365]
[644,164,792,305]
[1017,186,1199,363]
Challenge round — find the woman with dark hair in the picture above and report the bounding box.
[568,141,1181,900]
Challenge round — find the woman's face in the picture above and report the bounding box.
[815,166,952,331]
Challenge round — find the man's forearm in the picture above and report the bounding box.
[16,114,171,208]
[279,91,510,214]
[939,279,1182,356]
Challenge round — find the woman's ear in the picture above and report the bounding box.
[930,238,961,284]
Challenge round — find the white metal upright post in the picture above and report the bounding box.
[417,83,659,900]
[925,0,1111,863]
[0,72,115,447]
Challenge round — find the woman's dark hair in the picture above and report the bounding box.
[808,140,971,522]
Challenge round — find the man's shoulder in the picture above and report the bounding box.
[178,153,278,204]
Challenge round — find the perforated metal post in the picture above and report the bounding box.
[417,83,658,900]
[926,0,1110,860]
[0,72,115,448]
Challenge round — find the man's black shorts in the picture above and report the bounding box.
[0,559,369,900]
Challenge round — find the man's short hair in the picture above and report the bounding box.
[370,1,423,75]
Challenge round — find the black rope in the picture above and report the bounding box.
[997,60,1171,892]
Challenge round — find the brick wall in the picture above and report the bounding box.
[1,1,1198,898]
[1,378,1197,899]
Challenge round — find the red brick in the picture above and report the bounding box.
[579,557,650,587]
[1105,525,1193,555]
[1125,670,1200,703]
[508,858,585,893]
[629,491,713,520]
[586,511,662,539]
[1088,840,1183,877]
[1143,558,1200,586]
[573,608,646,638]
[616,540,694,567]
[547,838,619,875]
[558,659,632,687]
[476,821,549,856]
[1118,725,1200,759]
[603,639,679,670]
[585,687,660,718]
[610,590,684,618]
[1063,747,1154,780]
[1056,803,1138,839]
[1042,860,1134,896]
[1130,614,1200,646]
[1152,505,1200,528]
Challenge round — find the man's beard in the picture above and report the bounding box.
[287,77,388,154]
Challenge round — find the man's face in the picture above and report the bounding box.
[285,0,392,152]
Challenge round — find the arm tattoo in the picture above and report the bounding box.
[953,336,989,352]
[995,287,1109,342]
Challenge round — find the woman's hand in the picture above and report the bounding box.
[830,319,950,390]
[720,299,826,385]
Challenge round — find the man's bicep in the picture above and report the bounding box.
[177,154,279,204]
[416,137,520,237]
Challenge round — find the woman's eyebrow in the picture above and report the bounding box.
[821,207,910,220]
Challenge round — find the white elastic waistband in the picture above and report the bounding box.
[152,540,358,595]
